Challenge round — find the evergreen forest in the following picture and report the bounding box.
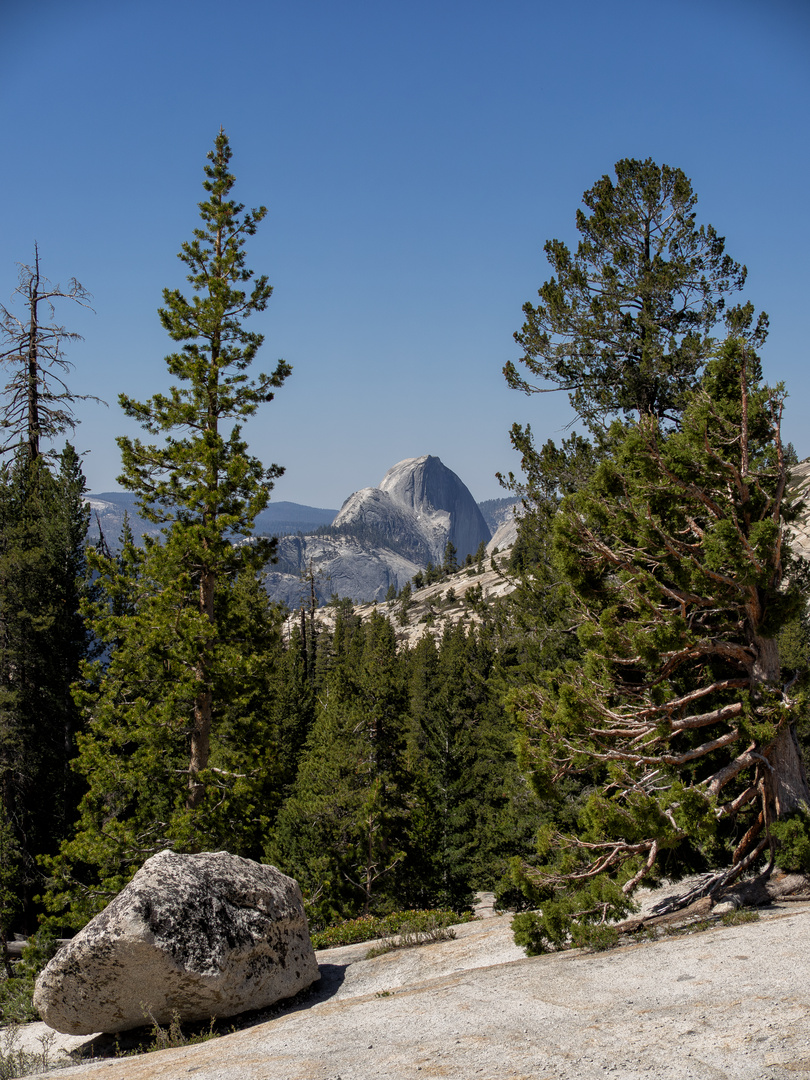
[1,138,809,984]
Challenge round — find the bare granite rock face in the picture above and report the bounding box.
[486,511,519,554]
[265,531,425,607]
[376,455,490,563]
[788,459,810,562]
[33,850,318,1036]
[265,456,492,605]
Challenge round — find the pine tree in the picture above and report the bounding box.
[270,611,408,925]
[499,165,781,936]
[0,246,99,461]
[500,161,766,603]
[116,128,290,811]
[505,158,761,430]
[509,339,810,954]
[404,624,543,911]
[271,622,317,799]
[442,540,459,575]
[0,250,99,934]
[0,447,89,928]
[44,131,290,923]
[403,628,482,909]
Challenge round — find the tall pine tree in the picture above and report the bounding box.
[506,158,760,430]
[44,131,291,924]
[0,448,89,931]
[0,250,95,934]
[270,611,409,926]
[117,128,290,812]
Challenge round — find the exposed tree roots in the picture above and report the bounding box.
[614,866,810,935]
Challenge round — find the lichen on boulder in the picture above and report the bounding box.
[34,850,319,1035]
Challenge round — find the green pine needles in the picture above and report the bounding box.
[509,337,809,953]
[44,131,291,924]
[118,128,290,541]
[506,157,764,430]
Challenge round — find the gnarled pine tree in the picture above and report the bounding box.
[510,338,810,954]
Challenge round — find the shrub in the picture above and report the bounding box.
[770,809,810,873]
[310,908,472,950]
[0,930,59,1026]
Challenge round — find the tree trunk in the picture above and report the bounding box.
[767,725,810,818]
[754,635,810,820]
[188,567,215,811]
[25,247,41,463]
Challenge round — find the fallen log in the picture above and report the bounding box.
[2,938,71,960]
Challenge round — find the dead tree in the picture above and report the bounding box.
[0,245,100,461]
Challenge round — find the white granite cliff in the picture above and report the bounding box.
[265,455,491,606]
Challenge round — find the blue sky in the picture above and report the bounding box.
[2,0,808,508]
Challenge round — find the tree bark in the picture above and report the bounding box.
[753,635,810,819]
[766,724,810,818]
[25,246,41,463]
[188,567,215,811]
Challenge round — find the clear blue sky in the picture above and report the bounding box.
[3,0,808,508]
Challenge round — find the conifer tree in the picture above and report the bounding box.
[501,160,766,588]
[404,624,543,910]
[509,339,810,954]
[0,250,97,932]
[442,540,459,575]
[271,623,317,798]
[116,128,290,811]
[0,247,98,461]
[44,131,290,922]
[0,447,89,928]
[506,158,761,430]
[404,628,484,909]
[270,611,408,925]
[499,166,780,936]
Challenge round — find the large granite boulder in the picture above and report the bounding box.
[34,850,319,1035]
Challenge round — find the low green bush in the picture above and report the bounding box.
[310,908,472,950]
[570,922,619,951]
[0,930,59,1026]
[770,809,810,873]
[720,908,759,926]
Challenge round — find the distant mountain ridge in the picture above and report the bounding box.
[478,497,520,534]
[86,494,338,545]
[86,457,508,607]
